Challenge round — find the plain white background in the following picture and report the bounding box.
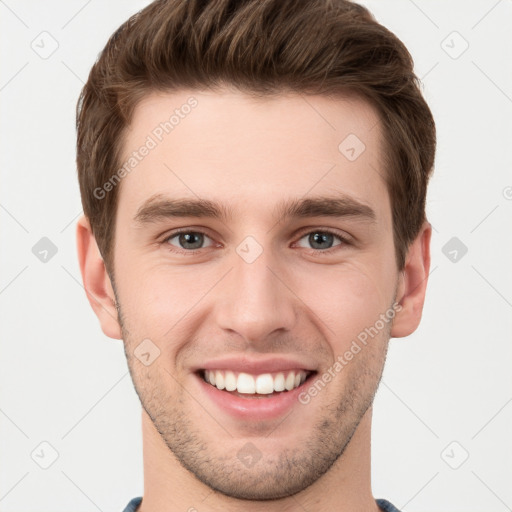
[0,1,511,511]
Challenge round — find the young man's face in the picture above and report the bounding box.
[80,89,429,500]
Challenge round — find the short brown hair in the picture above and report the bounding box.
[76,0,436,272]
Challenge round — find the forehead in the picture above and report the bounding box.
[117,88,389,224]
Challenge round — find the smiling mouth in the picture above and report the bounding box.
[200,369,315,397]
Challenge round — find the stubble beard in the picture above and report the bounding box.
[115,292,392,500]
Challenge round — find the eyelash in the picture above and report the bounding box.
[161,228,352,256]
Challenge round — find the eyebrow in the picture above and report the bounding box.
[134,193,376,225]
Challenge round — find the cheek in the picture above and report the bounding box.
[115,261,220,337]
[292,259,396,344]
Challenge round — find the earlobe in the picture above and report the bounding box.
[391,221,432,338]
[76,216,122,340]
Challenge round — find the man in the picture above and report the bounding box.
[75,0,435,510]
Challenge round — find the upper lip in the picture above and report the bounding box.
[193,355,318,374]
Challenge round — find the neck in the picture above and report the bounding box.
[138,407,380,512]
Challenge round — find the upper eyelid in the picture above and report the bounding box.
[162,227,215,241]
[163,227,351,248]
[295,226,351,239]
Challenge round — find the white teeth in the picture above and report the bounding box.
[285,372,295,391]
[273,372,285,392]
[225,371,237,391]
[215,370,225,390]
[237,373,256,394]
[203,369,309,394]
[255,374,274,394]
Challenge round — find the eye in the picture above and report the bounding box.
[165,230,215,251]
[162,228,350,255]
[295,230,347,251]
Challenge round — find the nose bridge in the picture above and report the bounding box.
[214,240,296,343]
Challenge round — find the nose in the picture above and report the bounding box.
[213,247,297,346]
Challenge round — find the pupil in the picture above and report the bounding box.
[309,232,333,250]
[180,232,203,249]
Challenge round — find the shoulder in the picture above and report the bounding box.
[121,497,143,512]
[376,498,403,512]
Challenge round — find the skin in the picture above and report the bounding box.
[77,88,431,512]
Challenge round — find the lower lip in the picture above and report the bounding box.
[196,373,315,421]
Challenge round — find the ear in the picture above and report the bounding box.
[76,215,122,339]
[391,221,432,338]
